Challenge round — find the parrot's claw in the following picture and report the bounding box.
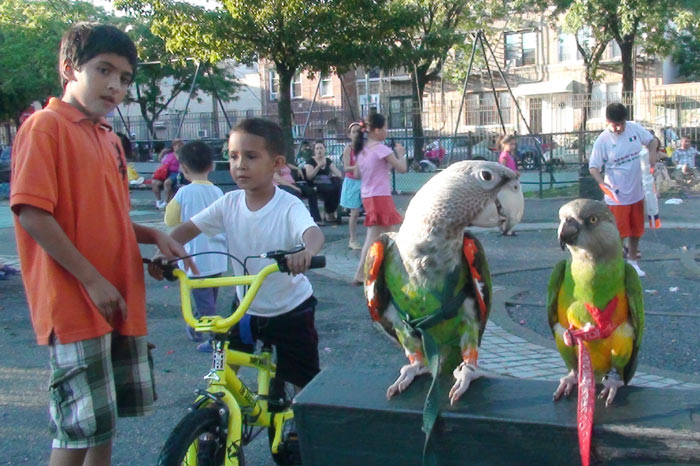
[553,370,577,401]
[448,362,481,406]
[387,361,430,399]
[599,372,624,407]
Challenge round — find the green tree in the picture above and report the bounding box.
[118,0,403,161]
[560,2,611,129]
[0,0,106,123]
[538,0,700,102]
[119,18,239,139]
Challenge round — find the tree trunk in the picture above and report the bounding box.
[583,71,594,132]
[277,66,295,163]
[618,35,635,118]
[411,69,428,163]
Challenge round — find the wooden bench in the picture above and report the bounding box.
[293,367,700,465]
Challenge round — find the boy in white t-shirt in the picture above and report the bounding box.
[589,103,654,277]
[164,140,227,351]
[159,119,325,388]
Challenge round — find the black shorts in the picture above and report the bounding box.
[229,296,319,388]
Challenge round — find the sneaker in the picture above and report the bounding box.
[196,341,213,353]
[627,260,646,278]
[348,241,362,250]
[157,200,166,210]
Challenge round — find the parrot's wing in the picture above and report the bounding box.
[364,233,398,342]
[547,260,567,335]
[462,232,492,342]
[623,262,645,385]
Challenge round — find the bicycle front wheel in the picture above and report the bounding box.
[157,407,245,466]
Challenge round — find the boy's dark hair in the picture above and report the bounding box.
[605,103,627,123]
[230,118,285,156]
[59,23,138,86]
[314,140,325,146]
[178,140,213,173]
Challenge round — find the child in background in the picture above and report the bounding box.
[340,122,364,249]
[153,138,184,209]
[498,134,519,173]
[10,23,188,465]
[164,140,227,352]
[152,118,324,390]
[352,113,407,284]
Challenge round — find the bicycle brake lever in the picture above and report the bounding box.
[260,245,305,260]
[142,257,179,281]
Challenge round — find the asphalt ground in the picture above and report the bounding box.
[0,189,698,465]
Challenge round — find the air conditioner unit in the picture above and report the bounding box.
[505,59,517,70]
[197,129,208,138]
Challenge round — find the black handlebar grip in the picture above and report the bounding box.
[309,256,326,269]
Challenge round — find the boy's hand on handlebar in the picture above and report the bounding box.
[285,249,313,276]
[154,232,199,275]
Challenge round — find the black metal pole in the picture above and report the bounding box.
[339,73,357,122]
[176,62,201,139]
[208,71,232,131]
[481,33,533,135]
[115,106,131,135]
[479,32,506,134]
[452,32,479,140]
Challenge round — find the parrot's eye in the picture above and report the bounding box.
[589,215,598,224]
[479,170,493,182]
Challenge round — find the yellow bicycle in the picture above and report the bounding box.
[150,248,325,466]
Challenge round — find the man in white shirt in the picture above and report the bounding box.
[589,103,655,277]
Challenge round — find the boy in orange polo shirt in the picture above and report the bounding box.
[10,23,189,466]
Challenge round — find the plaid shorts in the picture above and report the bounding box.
[48,333,156,449]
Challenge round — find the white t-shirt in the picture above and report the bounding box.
[191,187,317,317]
[589,121,653,205]
[169,181,228,277]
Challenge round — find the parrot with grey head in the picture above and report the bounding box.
[364,160,523,465]
[548,198,644,466]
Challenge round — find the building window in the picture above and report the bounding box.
[389,97,413,129]
[269,69,279,101]
[320,73,333,97]
[464,92,511,126]
[606,40,621,60]
[359,94,380,115]
[291,71,302,99]
[505,31,537,67]
[558,32,578,62]
[368,67,380,79]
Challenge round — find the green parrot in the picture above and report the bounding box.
[548,199,644,466]
[364,161,523,464]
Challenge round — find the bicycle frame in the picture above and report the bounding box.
[172,265,293,465]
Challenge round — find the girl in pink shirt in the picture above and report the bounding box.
[498,134,518,173]
[352,113,407,284]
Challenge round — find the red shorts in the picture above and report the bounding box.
[608,199,644,238]
[362,196,403,227]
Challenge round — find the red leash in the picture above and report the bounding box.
[563,296,619,466]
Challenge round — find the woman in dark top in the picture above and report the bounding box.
[305,140,343,223]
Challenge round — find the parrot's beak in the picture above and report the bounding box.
[559,217,580,250]
[470,179,524,229]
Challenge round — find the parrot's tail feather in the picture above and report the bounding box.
[421,331,441,466]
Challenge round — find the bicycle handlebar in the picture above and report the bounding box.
[143,250,325,333]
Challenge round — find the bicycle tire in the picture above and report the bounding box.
[157,407,245,466]
[267,379,300,466]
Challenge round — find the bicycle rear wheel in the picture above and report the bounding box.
[158,407,245,466]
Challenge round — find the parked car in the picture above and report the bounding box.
[445,135,499,163]
[542,137,592,167]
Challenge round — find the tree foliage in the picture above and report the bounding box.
[541,0,700,97]
[117,0,406,160]
[373,0,506,159]
[0,0,106,122]
[118,17,239,139]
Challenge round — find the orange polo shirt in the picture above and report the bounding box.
[11,98,147,345]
